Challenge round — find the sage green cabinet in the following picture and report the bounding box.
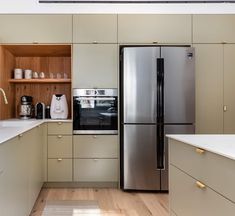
[193,15,235,43]
[73,44,118,88]
[0,126,43,216]
[73,15,117,43]
[48,135,72,158]
[118,15,192,44]
[0,15,72,43]
[47,122,73,182]
[47,122,72,135]
[74,159,118,182]
[48,159,73,182]
[73,135,118,158]
[170,165,235,216]
[223,45,235,133]
[195,44,224,134]
[73,135,119,183]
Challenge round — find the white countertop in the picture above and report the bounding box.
[167,134,235,161]
[0,119,72,144]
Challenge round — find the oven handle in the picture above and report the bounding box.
[75,97,116,101]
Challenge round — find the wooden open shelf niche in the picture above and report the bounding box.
[0,45,72,119]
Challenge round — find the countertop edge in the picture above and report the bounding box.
[0,119,72,144]
[167,134,235,161]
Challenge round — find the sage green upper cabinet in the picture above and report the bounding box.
[193,15,235,43]
[224,45,235,133]
[118,15,192,44]
[73,15,117,43]
[195,44,224,134]
[0,15,72,43]
[73,44,118,88]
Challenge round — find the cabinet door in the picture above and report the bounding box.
[224,45,235,133]
[73,15,117,43]
[28,127,43,211]
[73,44,118,88]
[118,15,192,44]
[193,15,235,43]
[0,15,72,43]
[195,44,224,134]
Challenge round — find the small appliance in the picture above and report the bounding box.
[50,94,68,119]
[19,95,33,119]
[35,102,45,119]
[45,105,51,119]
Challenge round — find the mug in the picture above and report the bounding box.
[24,69,32,79]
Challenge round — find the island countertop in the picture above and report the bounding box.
[167,134,235,161]
[0,119,72,144]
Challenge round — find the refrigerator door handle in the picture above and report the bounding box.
[157,58,164,170]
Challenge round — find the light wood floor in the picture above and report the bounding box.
[30,188,169,216]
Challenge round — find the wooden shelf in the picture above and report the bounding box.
[9,79,71,84]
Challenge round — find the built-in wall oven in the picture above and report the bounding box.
[73,89,118,134]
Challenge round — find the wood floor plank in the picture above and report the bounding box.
[30,188,169,216]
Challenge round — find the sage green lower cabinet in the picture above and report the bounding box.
[170,165,235,216]
[0,126,44,216]
[48,135,72,158]
[73,135,118,158]
[169,138,235,216]
[73,135,119,184]
[74,159,118,182]
[48,159,73,182]
[47,122,73,182]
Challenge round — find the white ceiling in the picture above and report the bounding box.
[1,0,235,14]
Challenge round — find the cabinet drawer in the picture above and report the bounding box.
[47,122,72,135]
[48,136,72,158]
[169,138,235,202]
[73,135,118,158]
[48,159,72,182]
[74,159,118,182]
[170,165,235,216]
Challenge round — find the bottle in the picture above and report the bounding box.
[45,106,51,119]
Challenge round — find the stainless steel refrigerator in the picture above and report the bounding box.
[120,46,195,191]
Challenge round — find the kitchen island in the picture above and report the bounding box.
[167,134,235,216]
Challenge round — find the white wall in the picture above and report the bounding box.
[1,0,235,14]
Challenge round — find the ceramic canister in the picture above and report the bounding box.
[14,68,23,79]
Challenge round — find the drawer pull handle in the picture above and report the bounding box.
[93,135,97,138]
[19,134,23,138]
[57,158,63,162]
[58,122,62,125]
[196,148,205,154]
[196,181,206,189]
[93,159,98,162]
[57,135,63,138]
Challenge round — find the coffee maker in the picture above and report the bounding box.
[19,96,33,119]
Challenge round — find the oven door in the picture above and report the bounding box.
[73,97,118,134]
